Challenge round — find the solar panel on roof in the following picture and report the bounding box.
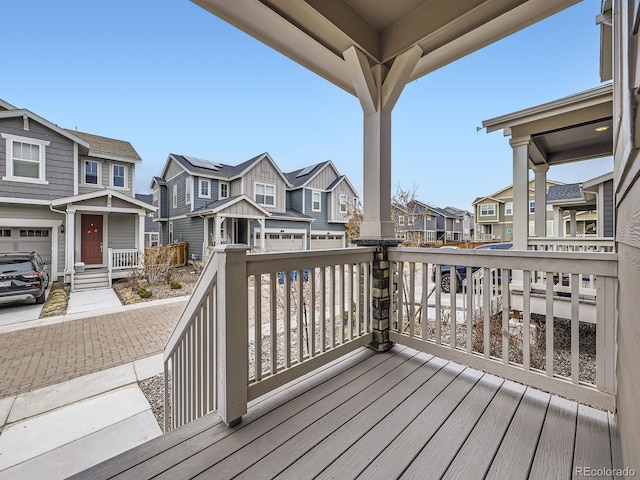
[184,156,221,171]
[296,165,316,178]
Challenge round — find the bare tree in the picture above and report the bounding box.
[345,199,363,244]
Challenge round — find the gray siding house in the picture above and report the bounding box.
[395,200,473,244]
[151,153,358,259]
[0,98,154,290]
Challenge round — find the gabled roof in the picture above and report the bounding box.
[582,171,614,189]
[188,194,271,217]
[52,188,156,212]
[150,176,166,188]
[326,175,358,195]
[547,184,583,203]
[472,196,504,205]
[163,152,292,186]
[66,130,141,162]
[0,99,16,110]
[285,161,335,189]
[473,179,564,205]
[0,109,90,148]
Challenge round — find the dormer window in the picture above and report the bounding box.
[1,133,49,185]
[111,164,126,188]
[84,160,99,185]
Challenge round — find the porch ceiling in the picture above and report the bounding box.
[483,84,614,167]
[190,0,580,95]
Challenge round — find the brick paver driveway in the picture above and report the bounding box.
[0,300,187,399]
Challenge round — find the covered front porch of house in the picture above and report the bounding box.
[51,189,155,291]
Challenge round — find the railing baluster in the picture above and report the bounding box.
[340,263,346,344]
[546,272,554,377]
[502,269,510,365]
[435,264,442,345]
[330,265,336,348]
[466,266,473,353]
[354,263,360,338]
[310,268,316,357]
[397,261,404,334]
[297,269,304,363]
[284,270,291,368]
[270,272,277,375]
[483,267,491,359]
[347,263,353,341]
[195,311,202,417]
[320,266,326,352]
[523,271,531,371]
[409,262,416,338]
[421,263,428,341]
[254,274,262,381]
[571,272,580,384]
[450,266,457,350]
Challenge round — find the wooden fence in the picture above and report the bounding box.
[145,242,188,268]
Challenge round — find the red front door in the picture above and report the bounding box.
[81,215,103,265]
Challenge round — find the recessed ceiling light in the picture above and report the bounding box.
[595,126,609,132]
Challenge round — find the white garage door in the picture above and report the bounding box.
[0,227,52,264]
[310,234,344,250]
[263,233,305,252]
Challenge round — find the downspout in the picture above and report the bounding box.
[49,204,68,279]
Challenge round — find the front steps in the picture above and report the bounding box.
[73,268,110,292]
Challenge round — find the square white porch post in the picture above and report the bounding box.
[554,206,563,238]
[569,210,578,237]
[259,217,266,251]
[138,213,146,253]
[532,164,548,238]
[510,136,531,251]
[65,208,76,278]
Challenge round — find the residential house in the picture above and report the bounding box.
[0,98,154,290]
[150,153,357,260]
[546,172,614,238]
[395,200,474,244]
[473,179,561,241]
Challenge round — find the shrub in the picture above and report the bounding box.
[138,287,153,298]
[170,281,183,290]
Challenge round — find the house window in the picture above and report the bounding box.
[19,229,49,237]
[199,179,210,198]
[1,133,50,184]
[255,182,275,206]
[149,232,159,247]
[505,202,513,216]
[84,160,99,185]
[398,215,405,226]
[0,230,11,237]
[168,222,174,243]
[219,181,229,199]
[152,188,158,203]
[339,194,348,213]
[529,201,535,213]
[172,185,178,208]
[312,191,321,212]
[455,218,461,224]
[480,204,496,216]
[408,216,414,226]
[111,164,126,188]
[185,178,193,205]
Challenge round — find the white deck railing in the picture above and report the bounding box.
[164,245,376,431]
[528,237,615,252]
[388,247,617,410]
[107,248,144,285]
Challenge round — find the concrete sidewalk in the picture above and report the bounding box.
[0,355,164,480]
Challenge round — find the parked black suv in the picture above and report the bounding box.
[0,252,49,305]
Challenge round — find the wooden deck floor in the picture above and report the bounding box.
[72,346,621,480]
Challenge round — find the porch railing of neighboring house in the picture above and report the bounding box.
[527,237,615,252]
[387,247,617,410]
[475,233,497,241]
[164,245,376,431]
[107,248,144,286]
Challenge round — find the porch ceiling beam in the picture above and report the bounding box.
[547,143,614,165]
[410,0,580,81]
[528,140,548,166]
[381,44,423,113]
[344,46,377,115]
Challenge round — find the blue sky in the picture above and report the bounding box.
[2,0,611,209]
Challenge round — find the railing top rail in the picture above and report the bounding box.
[389,247,618,277]
[164,253,218,359]
[246,247,377,275]
[528,237,614,245]
[111,248,141,253]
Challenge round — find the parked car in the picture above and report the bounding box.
[434,242,513,293]
[0,252,49,305]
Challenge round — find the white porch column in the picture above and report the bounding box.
[344,45,422,240]
[532,164,549,237]
[259,217,265,252]
[137,212,146,253]
[65,208,76,277]
[569,210,578,237]
[213,216,220,245]
[203,216,210,260]
[553,206,563,238]
[597,184,605,236]
[510,136,531,251]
